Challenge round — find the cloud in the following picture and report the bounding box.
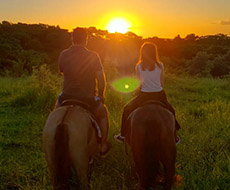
[220,20,230,25]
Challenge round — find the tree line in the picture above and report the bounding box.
[0,21,230,77]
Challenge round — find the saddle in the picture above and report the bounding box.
[61,99,90,110]
[125,100,171,144]
[60,99,102,138]
[141,100,168,110]
[127,100,169,121]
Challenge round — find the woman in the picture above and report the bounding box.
[114,42,180,144]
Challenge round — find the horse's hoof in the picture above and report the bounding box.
[99,142,111,157]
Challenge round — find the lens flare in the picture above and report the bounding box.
[112,77,140,93]
[125,84,129,89]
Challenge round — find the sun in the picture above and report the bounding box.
[106,18,131,34]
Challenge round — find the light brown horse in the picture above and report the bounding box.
[126,104,176,190]
[43,105,99,190]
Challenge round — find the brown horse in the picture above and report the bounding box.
[42,105,99,190]
[126,104,176,190]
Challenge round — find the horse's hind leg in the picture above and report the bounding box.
[134,154,154,190]
[162,157,175,190]
[44,138,70,190]
[87,160,94,184]
[70,149,89,189]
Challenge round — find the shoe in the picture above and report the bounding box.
[176,136,181,145]
[99,142,111,157]
[113,134,125,143]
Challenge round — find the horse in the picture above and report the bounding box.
[42,105,99,190]
[125,103,177,190]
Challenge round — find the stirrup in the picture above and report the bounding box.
[176,136,181,145]
[114,134,125,143]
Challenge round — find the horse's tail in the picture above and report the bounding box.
[146,126,161,183]
[53,112,71,189]
[130,106,164,189]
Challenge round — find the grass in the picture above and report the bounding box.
[0,73,230,190]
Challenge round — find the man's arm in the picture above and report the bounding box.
[93,52,106,101]
[58,52,64,75]
[96,70,106,101]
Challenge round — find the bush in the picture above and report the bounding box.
[210,51,230,77]
[13,64,61,112]
[190,51,213,77]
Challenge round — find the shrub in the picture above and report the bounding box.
[210,51,230,77]
[13,64,61,112]
[190,51,213,77]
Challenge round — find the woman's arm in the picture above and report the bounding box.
[160,63,164,87]
[136,64,140,79]
[135,64,142,92]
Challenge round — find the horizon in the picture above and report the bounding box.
[1,20,230,40]
[0,0,230,38]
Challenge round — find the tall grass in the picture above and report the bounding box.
[11,65,62,112]
[0,69,229,189]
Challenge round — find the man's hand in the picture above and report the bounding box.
[99,96,105,103]
[100,96,105,104]
[96,70,106,103]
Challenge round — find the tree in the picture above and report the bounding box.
[190,51,213,76]
[210,51,230,77]
[185,34,198,42]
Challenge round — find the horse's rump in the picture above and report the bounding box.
[43,106,98,189]
[128,104,176,190]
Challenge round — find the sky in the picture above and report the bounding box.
[0,0,230,38]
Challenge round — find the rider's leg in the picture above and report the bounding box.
[94,102,110,153]
[120,94,144,136]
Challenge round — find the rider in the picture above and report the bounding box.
[114,42,181,144]
[57,27,110,155]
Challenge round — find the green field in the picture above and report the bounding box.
[0,73,230,190]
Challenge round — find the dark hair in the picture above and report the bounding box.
[137,42,161,71]
[72,27,88,44]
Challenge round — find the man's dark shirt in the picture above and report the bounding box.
[59,45,103,103]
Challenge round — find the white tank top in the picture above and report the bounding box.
[137,63,163,92]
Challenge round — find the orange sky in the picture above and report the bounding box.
[0,0,230,38]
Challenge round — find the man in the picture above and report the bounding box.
[57,27,110,155]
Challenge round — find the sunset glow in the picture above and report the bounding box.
[0,0,230,38]
[106,18,131,34]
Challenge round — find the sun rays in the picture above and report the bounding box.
[106,17,131,34]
